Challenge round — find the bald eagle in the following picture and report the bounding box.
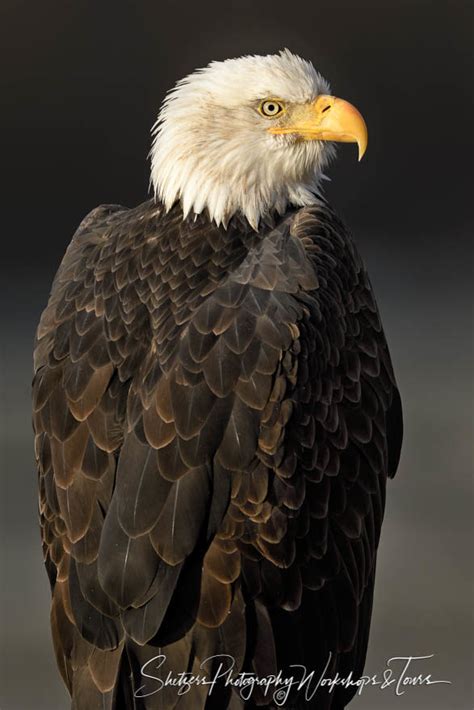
[33,50,402,710]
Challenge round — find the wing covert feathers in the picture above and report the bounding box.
[33,199,402,709]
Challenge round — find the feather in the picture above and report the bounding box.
[115,432,172,537]
[202,339,242,398]
[203,541,241,584]
[197,572,232,628]
[49,423,88,487]
[98,497,160,608]
[217,398,259,470]
[87,644,124,694]
[150,466,209,565]
[170,377,216,440]
[55,473,97,542]
[121,561,183,644]
[81,436,112,480]
[67,363,114,421]
[68,559,123,651]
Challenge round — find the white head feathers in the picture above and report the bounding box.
[150,50,334,230]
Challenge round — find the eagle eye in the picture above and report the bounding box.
[258,100,285,118]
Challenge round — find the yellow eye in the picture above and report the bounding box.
[259,100,285,118]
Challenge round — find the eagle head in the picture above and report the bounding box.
[150,49,367,230]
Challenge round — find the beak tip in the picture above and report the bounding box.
[357,142,367,162]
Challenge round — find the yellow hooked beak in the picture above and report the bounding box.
[269,95,368,161]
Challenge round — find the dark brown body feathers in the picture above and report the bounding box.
[33,199,402,709]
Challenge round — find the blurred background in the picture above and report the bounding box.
[1,1,472,708]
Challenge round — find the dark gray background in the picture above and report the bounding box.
[1,1,472,708]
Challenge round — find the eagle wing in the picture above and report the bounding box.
[33,200,402,709]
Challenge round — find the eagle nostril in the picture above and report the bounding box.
[322,105,331,113]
